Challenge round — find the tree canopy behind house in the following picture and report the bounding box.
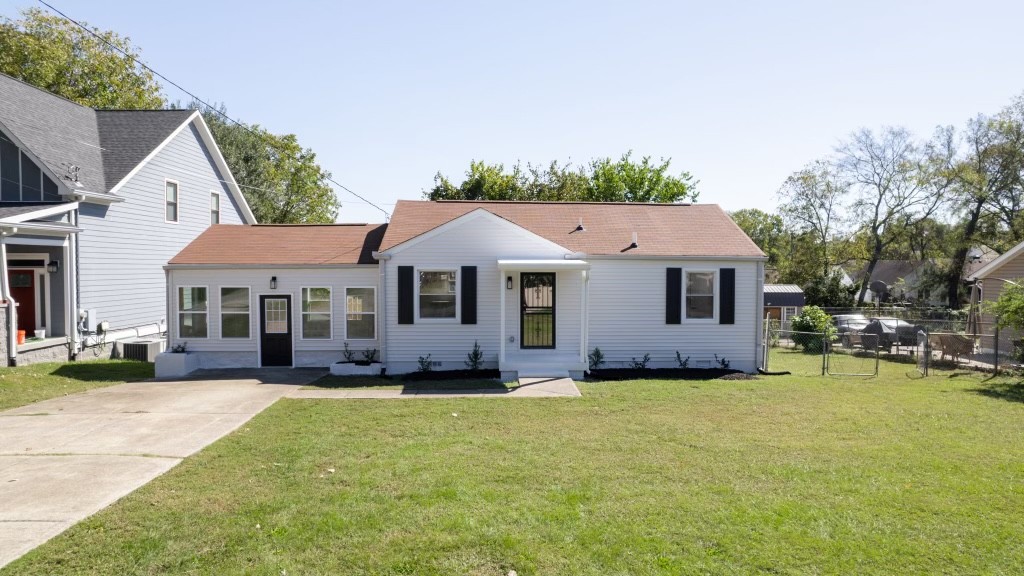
[0,7,338,224]
[427,152,699,203]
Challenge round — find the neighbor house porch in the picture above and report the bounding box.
[0,203,81,365]
[497,259,589,378]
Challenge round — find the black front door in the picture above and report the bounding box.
[521,272,555,349]
[260,295,292,367]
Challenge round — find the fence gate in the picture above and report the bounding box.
[916,330,930,376]
[826,333,879,377]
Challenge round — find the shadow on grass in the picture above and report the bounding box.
[968,377,1024,404]
[310,375,508,391]
[51,361,154,382]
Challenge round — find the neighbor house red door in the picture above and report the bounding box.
[8,270,35,333]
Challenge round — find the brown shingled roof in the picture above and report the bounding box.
[169,224,387,266]
[380,200,765,258]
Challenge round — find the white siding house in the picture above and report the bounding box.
[167,201,766,378]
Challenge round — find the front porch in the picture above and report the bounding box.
[497,259,589,378]
[0,203,81,365]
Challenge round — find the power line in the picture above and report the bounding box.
[35,0,391,220]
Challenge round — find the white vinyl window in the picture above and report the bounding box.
[220,287,250,338]
[301,287,332,339]
[177,286,207,338]
[418,270,457,319]
[346,287,376,339]
[685,271,716,320]
[165,180,179,223]
[210,192,220,224]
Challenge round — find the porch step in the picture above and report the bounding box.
[515,368,571,378]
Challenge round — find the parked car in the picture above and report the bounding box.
[860,317,924,348]
[833,314,871,347]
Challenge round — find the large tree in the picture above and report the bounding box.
[198,106,338,224]
[0,8,163,109]
[837,127,952,305]
[776,160,848,278]
[427,152,699,203]
[730,208,785,270]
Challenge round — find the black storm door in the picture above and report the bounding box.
[520,273,555,349]
[260,295,292,367]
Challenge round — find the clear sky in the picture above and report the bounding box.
[5,0,1024,223]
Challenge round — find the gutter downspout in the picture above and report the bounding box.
[372,251,390,373]
[0,227,18,366]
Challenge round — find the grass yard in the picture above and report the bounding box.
[5,353,1024,574]
[0,359,154,411]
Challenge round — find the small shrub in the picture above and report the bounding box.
[790,305,835,353]
[675,351,690,368]
[362,348,378,363]
[715,354,730,369]
[588,347,605,370]
[629,353,651,370]
[343,342,355,362]
[417,354,433,372]
[465,340,484,371]
[170,342,188,353]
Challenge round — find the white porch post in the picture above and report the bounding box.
[580,269,588,365]
[499,269,506,366]
[0,234,15,365]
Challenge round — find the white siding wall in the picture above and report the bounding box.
[79,123,246,331]
[384,212,573,373]
[168,266,379,367]
[587,259,761,373]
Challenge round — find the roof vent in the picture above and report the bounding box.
[575,217,585,232]
[630,232,638,249]
[63,164,81,184]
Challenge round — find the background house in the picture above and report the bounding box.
[763,284,804,326]
[0,73,254,365]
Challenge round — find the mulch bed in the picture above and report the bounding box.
[401,369,502,382]
[587,367,744,381]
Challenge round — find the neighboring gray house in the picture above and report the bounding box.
[0,73,254,365]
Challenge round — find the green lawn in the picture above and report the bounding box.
[5,353,1024,575]
[0,360,154,411]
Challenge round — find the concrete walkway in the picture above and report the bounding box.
[289,376,582,399]
[0,368,323,569]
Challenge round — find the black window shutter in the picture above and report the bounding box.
[666,268,682,324]
[398,266,414,324]
[461,266,477,324]
[720,268,735,325]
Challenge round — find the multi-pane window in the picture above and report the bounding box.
[0,132,61,202]
[220,287,250,338]
[302,287,331,339]
[345,287,375,339]
[210,192,220,224]
[165,181,179,222]
[685,271,715,319]
[178,286,208,338]
[264,299,288,333]
[418,270,456,319]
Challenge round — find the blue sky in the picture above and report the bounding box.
[5,1,1024,223]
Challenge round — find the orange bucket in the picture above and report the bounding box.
[16,330,25,345]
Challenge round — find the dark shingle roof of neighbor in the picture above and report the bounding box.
[0,72,195,194]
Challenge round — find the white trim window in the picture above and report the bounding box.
[177,286,208,338]
[301,287,332,339]
[210,192,220,224]
[418,270,457,319]
[685,271,716,320]
[165,180,179,223]
[345,287,376,339]
[220,287,250,338]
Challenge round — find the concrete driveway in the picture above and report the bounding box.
[0,368,324,569]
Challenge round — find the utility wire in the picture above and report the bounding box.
[35,0,391,220]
